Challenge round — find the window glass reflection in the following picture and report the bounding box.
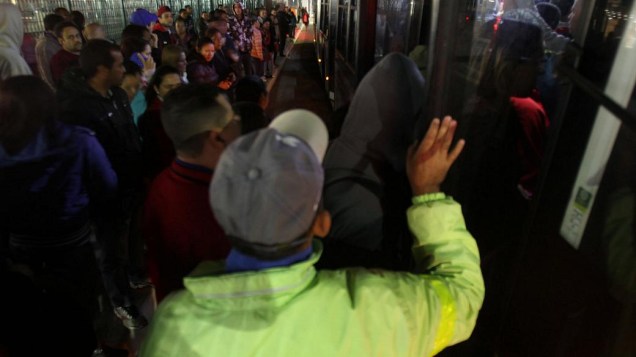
[375,0,411,62]
[337,5,346,53]
[439,0,636,354]
[348,8,356,64]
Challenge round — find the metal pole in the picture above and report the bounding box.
[121,0,128,26]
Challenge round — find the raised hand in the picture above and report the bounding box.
[406,116,465,195]
[218,80,232,90]
[149,33,159,48]
[137,53,156,79]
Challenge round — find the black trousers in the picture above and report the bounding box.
[240,51,253,77]
[92,193,144,308]
[7,234,99,354]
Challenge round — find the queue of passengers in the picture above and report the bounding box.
[1,2,485,356]
[5,1,290,92]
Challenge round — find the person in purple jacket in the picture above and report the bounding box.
[0,76,118,353]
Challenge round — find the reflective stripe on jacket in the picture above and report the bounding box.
[140,196,484,357]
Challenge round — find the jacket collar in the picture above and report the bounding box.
[58,68,118,101]
[152,23,170,33]
[183,241,323,310]
[225,246,313,273]
[149,97,162,111]
[171,158,213,185]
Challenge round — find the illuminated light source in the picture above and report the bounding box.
[325,76,329,80]
[318,58,322,62]
[493,16,501,31]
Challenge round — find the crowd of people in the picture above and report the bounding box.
[2,1,304,88]
[1,2,486,356]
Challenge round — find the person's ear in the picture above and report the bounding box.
[258,93,269,110]
[208,130,225,149]
[311,210,331,238]
[95,64,110,79]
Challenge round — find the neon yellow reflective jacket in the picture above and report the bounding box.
[140,196,484,357]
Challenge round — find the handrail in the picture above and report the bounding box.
[557,64,636,133]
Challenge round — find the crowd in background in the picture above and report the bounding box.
[0,2,297,355]
[6,0,576,355]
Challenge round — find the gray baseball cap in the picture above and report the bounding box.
[209,109,328,259]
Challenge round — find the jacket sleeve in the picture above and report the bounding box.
[83,132,118,203]
[228,19,241,45]
[50,54,63,86]
[142,188,164,300]
[407,193,484,356]
[35,39,55,89]
[187,62,219,85]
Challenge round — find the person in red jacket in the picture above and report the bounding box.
[142,83,240,302]
[152,6,175,52]
[50,21,82,86]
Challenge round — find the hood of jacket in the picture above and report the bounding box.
[0,122,71,169]
[324,53,427,180]
[56,67,101,102]
[232,1,244,17]
[0,4,24,52]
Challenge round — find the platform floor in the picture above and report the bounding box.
[266,25,333,124]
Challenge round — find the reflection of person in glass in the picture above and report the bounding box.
[321,53,429,270]
[603,130,636,300]
[501,0,571,53]
[599,129,636,356]
[459,20,550,252]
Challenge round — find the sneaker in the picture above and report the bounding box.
[113,305,148,330]
[129,278,153,289]
[92,346,129,357]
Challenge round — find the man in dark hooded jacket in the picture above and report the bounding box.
[58,40,142,192]
[320,53,429,270]
[57,39,147,330]
[276,5,290,57]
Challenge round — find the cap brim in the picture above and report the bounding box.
[269,109,328,162]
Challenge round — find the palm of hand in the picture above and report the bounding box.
[406,116,465,196]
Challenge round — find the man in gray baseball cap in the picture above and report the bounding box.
[210,109,330,260]
[141,113,484,357]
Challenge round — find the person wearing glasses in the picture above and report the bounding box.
[142,84,240,302]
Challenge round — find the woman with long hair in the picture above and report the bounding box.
[138,65,183,180]
[161,44,189,84]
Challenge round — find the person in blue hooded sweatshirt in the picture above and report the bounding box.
[0,76,117,353]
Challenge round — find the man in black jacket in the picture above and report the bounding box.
[58,39,147,330]
[276,5,290,57]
